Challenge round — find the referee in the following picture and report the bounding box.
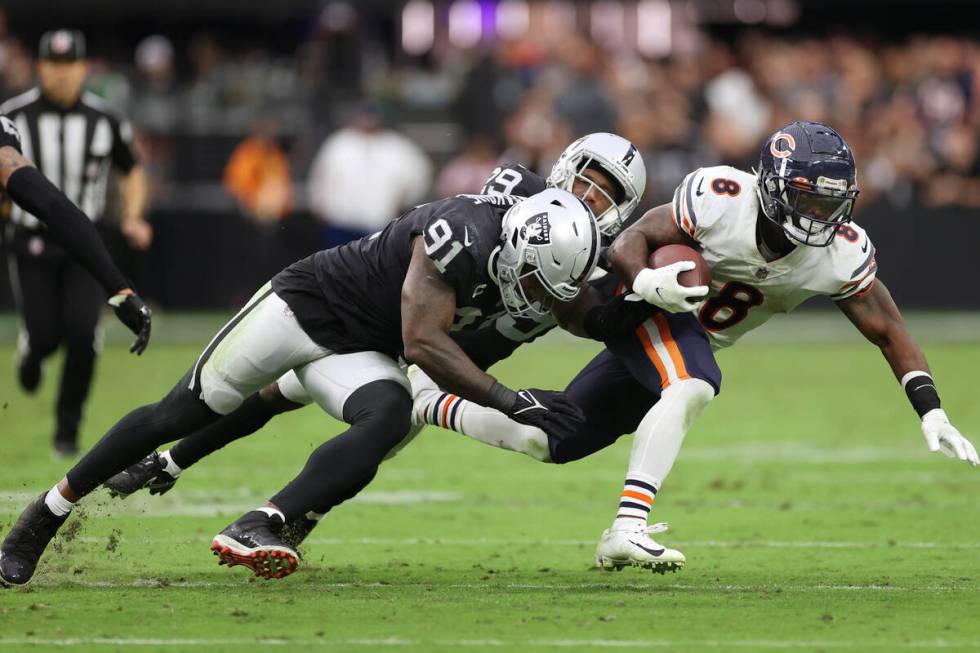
[2,29,152,456]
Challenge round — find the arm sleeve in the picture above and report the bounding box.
[5,166,129,295]
[109,117,137,174]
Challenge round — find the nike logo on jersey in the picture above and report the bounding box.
[464,226,474,247]
[695,177,705,196]
[471,283,486,298]
[628,539,665,556]
[860,240,869,253]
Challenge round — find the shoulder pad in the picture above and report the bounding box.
[481,164,546,198]
[829,223,877,300]
[672,166,754,241]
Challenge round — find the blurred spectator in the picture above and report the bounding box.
[436,135,500,198]
[223,113,294,223]
[307,102,431,248]
[131,35,179,135]
[552,37,619,137]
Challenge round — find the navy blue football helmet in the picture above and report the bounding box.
[756,121,860,247]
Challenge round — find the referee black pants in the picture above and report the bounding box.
[8,228,104,446]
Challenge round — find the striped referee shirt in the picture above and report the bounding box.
[0,88,136,229]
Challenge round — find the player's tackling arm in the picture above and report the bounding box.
[401,236,498,403]
[606,203,706,313]
[402,236,585,438]
[837,281,978,465]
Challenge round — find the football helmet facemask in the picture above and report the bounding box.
[547,132,646,239]
[756,121,860,247]
[494,188,600,319]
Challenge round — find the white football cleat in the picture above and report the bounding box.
[595,522,685,574]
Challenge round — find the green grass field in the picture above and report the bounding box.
[1,313,978,652]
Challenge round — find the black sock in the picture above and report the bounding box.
[169,392,282,469]
[270,380,411,520]
[65,372,218,496]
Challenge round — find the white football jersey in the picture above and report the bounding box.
[672,166,877,350]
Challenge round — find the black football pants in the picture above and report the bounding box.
[9,229,104,446]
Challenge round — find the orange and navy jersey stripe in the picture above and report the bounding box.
[672,170,701,240]
[635,314,691,391]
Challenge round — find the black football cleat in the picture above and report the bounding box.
[0,493,68,587]
[211,511,299,580]
[104,452,178,498]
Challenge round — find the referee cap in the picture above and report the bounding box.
[39,29,87,62]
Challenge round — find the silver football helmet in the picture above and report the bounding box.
[495,188,600,319]
[547,132,647,238]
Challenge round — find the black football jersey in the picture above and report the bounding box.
[449,164,558,368]
[272,194,523,359]
[481,163,547,198]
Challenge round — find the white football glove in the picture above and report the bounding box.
[631,262,709,313]
[921,409,979,466]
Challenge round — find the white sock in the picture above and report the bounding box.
[411,368,551,462]
[159,450,183,478]
[458,400,552,462]
[257,506,286,523]
[44,485,75,517]
[613,379,714,529]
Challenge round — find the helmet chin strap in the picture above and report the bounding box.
[756,210,796,260]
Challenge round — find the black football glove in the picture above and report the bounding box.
[506,388,586,442]
[582,293,657,341]
[108,291,152,355]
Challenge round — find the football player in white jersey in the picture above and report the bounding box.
[410,121,977,572]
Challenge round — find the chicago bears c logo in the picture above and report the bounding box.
[521,213,551,245]
[770,132,796,158]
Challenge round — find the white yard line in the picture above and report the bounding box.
[63,535,980,550]
[33,578,977,593]
[0,637,976,649]
[0,490,462,517]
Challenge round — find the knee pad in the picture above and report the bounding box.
[344,379,413,444]
[663,378,714,421]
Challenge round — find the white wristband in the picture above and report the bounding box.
[900,370,931,389]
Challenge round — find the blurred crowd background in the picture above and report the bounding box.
[1,0,977,308]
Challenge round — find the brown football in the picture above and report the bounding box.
[649,244,711,294]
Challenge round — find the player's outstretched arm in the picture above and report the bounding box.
[607,203,706,313]
[0,145,153,354]
[401,237,584,441]
[837,280,978,465]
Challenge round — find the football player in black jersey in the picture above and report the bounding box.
[99,134,656,551]
[0,112,151,353]
[0,178,657,585]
